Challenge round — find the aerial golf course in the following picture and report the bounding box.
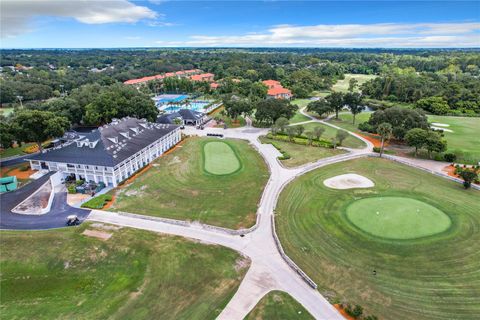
[276,157,480,320]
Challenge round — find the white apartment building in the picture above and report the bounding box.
[29,117,181,187]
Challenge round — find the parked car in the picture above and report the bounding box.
[66,215,80,226]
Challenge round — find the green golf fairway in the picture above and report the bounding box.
[203,141,241,175]
[346,197,451,239]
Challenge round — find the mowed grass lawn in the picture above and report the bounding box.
[0,224,249,320]
[111,137,269,229]
[276,158,480,320]
[331,74,377,93]
[290,99,311,124]
[297,122,366,149]
[326,112,373,133]
[428,115,480,164]
[245,291,313,320]
[259,136,344,168]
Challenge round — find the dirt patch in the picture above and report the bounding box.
[234,255,251,273]
[334,304,356,320]
[90,223,122,231]
[67,193,90,206]
[1,166,35,179]
[168,156,181,165]
[357,133,383,148]
[324,174,374,190]
[82,229,112,241]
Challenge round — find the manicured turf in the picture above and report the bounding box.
[276,157,480,320]
[0,224,248,319]
[346,196,451,239]
[326,112,373,133]
[290,99,312,124]
[0,142,36,159]
[111,137,269,229]
[203,141,241,175]
[331,74,377,93]
[427,115,480,164]
[245,291,313,320]
[259,136,344,168]
[298,122,366,149]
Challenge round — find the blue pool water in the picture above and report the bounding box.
[154,94,189,104]
[163,101,210,113]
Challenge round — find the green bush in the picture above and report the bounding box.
[433,154,444,161]
[444,153,457,162]
[75,179,84,186]
[345,304,363,319]
[81,194,113,209]
[19,165,30,172]
[373,147,381,153]
[67,185,77,194]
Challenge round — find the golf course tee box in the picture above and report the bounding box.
[203,141,241,175]
[346,196,452,240]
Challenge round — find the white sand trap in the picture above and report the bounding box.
[432,122,450,127]
[431,126,454,132]
[323,174,374,190]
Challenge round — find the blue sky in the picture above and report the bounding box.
[1,1,479,48]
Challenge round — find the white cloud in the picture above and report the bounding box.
[1,0,158,38]
[170,22,480,48]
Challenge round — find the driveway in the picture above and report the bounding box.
[0,173,90,230]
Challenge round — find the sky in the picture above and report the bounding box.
[1,0,479,48]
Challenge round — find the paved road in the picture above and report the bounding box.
[0,154,34,167]
[0,173,90,230]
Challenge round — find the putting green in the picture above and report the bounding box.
[203,141,241,175]
[346,197,451,239]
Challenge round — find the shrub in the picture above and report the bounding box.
[358,122,374,133]
[67,185,76,194]
[23,144,39,154]
[19,165,30,172]
[345,304,363,319]
[433,154,444,161]
[373,147,381,153]
[75,179,84,186]
[444,153,457,162]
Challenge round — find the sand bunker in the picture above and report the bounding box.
[323,174,374,190]
[82,229,112,241]
[431,126,454,132]
[432,123,450,127]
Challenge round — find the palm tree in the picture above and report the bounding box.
[377,122,393,157]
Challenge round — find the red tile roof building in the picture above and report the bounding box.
[262,80,292,99]
[190,73,215,82]
[123,69,205,85]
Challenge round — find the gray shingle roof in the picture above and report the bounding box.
[31,117,178,167]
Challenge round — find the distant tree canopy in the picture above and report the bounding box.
[254,99,297,125]
[359,107,429,140]
[361,66,480,115]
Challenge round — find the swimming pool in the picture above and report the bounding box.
[154,94,189,104]
[163,101,211,113]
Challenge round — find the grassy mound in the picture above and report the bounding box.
[111,137,269,229]
[276,157,480,320]
[0,224,248,319]
[346,196,451,239]
[203,141,241,175]
[245,291,313,320]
